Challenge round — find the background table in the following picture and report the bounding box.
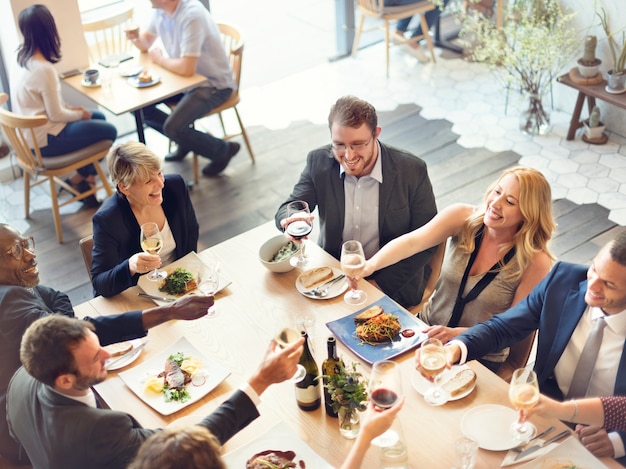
[74,221,620,468]
[63,52,207,143]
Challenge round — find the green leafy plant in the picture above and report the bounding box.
[598,7,626,73]
[321,360,368,414]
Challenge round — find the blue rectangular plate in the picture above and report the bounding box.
[325,295,428,364]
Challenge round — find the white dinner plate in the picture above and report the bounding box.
[117,336,230,416]
[460,404,519,451]
[410,364,476,401]
[127,75,161,88]
[295,267,348,300]
[104,338,145,371]
[222,421,333,468]
[137,251,231,306]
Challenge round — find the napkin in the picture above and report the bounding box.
[500,436,571,466]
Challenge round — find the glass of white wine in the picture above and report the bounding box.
[197,264,219,318]
[508,368,539,441]
[285,200,312,268]
[275,327,306,382]
[139,222,166,281]
[419,338,449,406]
[340,240,367,305]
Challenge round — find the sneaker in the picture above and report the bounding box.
[202,142,240,177]
[404,44,431,63]
[164,147,190,162]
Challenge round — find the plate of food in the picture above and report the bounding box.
[296,266,348,300]
[515,435,609,469]
[137,251,231,306]
[127,70,161,88]
[325,295,427,364]
[460,404,519,451]
[410,364,476,401]
[104,338,145,371]
[118,336,230,415]
[221,421,333,468]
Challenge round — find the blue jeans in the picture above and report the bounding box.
[142,86,232,162]
[391,0,450,38]
[42,110,117,177]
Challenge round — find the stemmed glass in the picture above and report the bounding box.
[197,264,220,318]
[419,338,449,406]
[508,368,539,441]
[275,327,306,382]
[139,222,166,281]
[368,360,402,447]
[285,201,312,268]
[340,240,367,305]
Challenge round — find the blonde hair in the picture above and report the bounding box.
[129,425,225,469]
[107,142,162,191]
[459,166,556,281]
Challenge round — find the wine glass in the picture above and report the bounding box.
[508,368,539,441]
[139,222,166,281]
[419,338,449,406]
[197,264,219,318]
[340,240,367,305]
[368,360,402,447]
[275,327,306,382]
[285,200,312,268]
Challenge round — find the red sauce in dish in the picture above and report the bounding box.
[401,329,415,338]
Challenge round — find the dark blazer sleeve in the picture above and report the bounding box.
[91,174,198,297]
[200,389,260,444]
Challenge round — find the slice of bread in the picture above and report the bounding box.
[300,266,334,289]
[104,341,134,357]
[354,305,383,324]
[442,368,477,398]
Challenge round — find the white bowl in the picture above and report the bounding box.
[258,235,298,273]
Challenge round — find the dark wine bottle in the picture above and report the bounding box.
[295,331,321,411]
[322,336,342,417]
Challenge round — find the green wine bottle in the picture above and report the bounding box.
[322,336,342,417]
[295,331,321,411]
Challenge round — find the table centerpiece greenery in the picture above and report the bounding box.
[451,0,578,135]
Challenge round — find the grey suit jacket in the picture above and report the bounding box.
[7,367,259,469]
[275,142,437,308]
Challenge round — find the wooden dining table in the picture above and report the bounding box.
[63,51,207,143]
[73,221,620,468]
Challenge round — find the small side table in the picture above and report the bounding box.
[557,72,626,140]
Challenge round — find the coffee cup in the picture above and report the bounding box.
[125,24,140,39]
[84,69,99,84]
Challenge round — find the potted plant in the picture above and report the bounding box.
[598,7,626,92]
[457,0,578,135]
[322,360,368,439]
[577,35,602,78]
[582,105,608,144]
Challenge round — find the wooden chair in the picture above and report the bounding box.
[0,94,114,243]
[169,23,255,185]
[81,2,134,64]
[79,235,94,280]
[352,0,437,77]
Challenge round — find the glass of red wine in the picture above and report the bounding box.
[368,360,402,447]
[285,200,312,268]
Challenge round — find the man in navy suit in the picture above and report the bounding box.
[435,231,626,462]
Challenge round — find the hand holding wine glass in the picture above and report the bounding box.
[197,264,219,318]
[275,327,307,382]
[340,240,367,306]
[139,222,166,281]
[368,360,402,447]
[419,338,449,406]
[285,200,312,268]
[509,368,539,441]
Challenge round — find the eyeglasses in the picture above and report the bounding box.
[331,137,373,154]
[1,237,35,260]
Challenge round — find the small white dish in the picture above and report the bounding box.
[295,267,347,300]
[410,364,475,401]
[81,78,101,88]
[605,85,626,95]
[460,404,519,451]
[118,64,143,77]
[127,75,161,88]
[105,338,145,371]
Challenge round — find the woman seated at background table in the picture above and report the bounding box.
[91,142,198,297]
[12,4,117,208]
[353,166,555,374]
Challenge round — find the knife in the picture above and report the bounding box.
[105,341,147,370]
[137,293,175,302]
[514,429,571,461]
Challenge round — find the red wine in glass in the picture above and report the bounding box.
[371,388,399,409]
[286,220,312,240]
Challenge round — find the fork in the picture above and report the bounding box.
[511,425,555,452]
[306,274,346,297]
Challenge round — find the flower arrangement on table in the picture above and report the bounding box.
[455,0,578,135]
[322,360,368,438]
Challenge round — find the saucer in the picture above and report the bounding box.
[605,85,626,95]
[81,78,101,88]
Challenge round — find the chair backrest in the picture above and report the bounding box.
[0,93,48,174]
[82,2,134,63]
[79,235,94,280]
[217,23,244,88]
[357,0,383,14]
